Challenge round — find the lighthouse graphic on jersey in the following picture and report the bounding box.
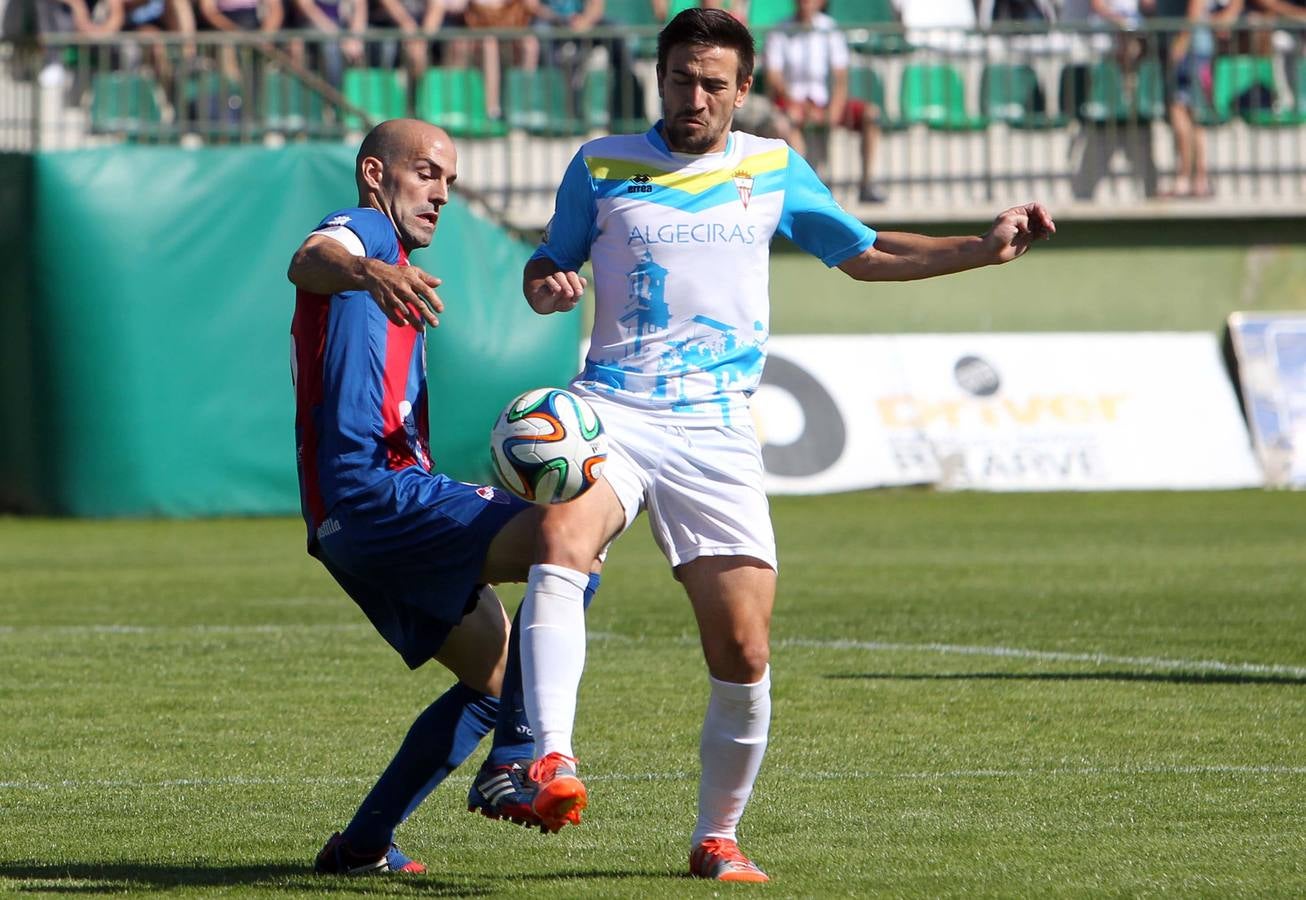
[620,250,669,354]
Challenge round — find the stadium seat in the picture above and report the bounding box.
[750,0,795,29]
[606,0,659,26]
[1134,59,1168,122]
[1246,59,1306,126]
[1058,61,1132,124]
[416,68,507,137]
[606,0,660,57]
[343,68,408,130]
[899,63,987,131]
[827,0,909,54]
[89,72,163,139]
[262,71,326,135]
[582,69,646,134]
[182,71,247,141]
[1208,55,1277,123]
[980,63,1062,129]
[504,67,584,136]
[847,65,905,130]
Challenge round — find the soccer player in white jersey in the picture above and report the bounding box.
[514,8,1056,883]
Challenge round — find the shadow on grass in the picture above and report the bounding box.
[0,862,487,895]
[0,862,664,894]
[826,670,1306,686]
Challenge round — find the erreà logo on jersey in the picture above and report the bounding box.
[627,173,653,194]
[733,170,754,208]
[326,215,352,226]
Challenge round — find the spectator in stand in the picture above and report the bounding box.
[44,0,195,89]
[1152,0,1244,198]
[651,0,749,24]
[765,0,885,202]
[198,0,282,40]
[893,0,977,51]
[529,0,646,128]
[1079,0,1154,78]
[37,0,111,88]
[198,0,282,120]
[979,0,1057,25]
[286,0,366,89]
[368,0,444,85]
[1246,0,1305,96]
[442,0,538,121]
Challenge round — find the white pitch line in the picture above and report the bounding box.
[1,624,1302,679]
[776,638,1306,680]
[3,764,1304,792]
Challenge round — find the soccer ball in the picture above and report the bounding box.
[489,388,607,504]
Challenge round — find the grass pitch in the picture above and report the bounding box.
[2,490,1305,897]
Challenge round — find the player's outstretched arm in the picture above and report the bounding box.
[838,202,1056,283]
[288,234,443,329]
[524,256,588,315]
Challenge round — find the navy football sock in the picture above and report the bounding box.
[486,572,599,766]
[341,681,497,850]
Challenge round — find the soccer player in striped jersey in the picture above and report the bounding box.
[511,8,1055,882]
[288,118,598,875]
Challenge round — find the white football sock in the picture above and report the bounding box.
[520,563,590,760]
[691,665,772,846]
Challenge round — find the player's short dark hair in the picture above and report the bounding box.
[657,7,755,86]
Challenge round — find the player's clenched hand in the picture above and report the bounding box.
[982,202,1056,264]
[362,260,444,329]
[529,270,587,314]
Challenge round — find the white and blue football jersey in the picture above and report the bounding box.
[533,123,876,424]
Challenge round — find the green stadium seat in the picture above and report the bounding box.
[1209,55,1277,123]
[827,0,894,24]
[504,67,584,136]
[1246,59,1306,126]
[416,68,507,138]
[261,71,326,135]
[343,68,408,130]
[90,72,163,138]
[1058,61,1131,124]
[980,63,1062,129]
[584,69,647,133]
[607,0,661,56]
[899,63,987,131]
[1135,58,1168,121]
[606,0,659,26]
[750,0,795,29]
[183,71,248,141]
[827,0,909,54]
[847,65,905,130]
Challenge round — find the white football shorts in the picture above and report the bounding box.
[582,394,778,572]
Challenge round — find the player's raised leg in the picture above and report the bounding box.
[466,572,602,829]
[517,476,627,831]
[679,556,775,884]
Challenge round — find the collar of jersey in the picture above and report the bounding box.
[647,120,736,161]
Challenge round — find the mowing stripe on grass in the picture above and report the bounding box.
[4,764,1305,792]
[4,624,1304,678]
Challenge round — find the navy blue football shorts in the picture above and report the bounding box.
[313,466,530,669]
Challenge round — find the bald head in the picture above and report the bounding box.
[355,118,458,252]
[355,118,453,196]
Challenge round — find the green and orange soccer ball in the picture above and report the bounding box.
[490,388,607,504]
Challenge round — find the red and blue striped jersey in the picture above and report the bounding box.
[291,207,432,542]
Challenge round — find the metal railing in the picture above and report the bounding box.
[6,19,1305,227]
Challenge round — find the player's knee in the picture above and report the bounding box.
[705,633,770,684]
[536,508,608,570]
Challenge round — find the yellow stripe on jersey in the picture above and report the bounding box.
[587,147,789,195]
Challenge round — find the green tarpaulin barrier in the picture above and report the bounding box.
[0,145,578,517]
